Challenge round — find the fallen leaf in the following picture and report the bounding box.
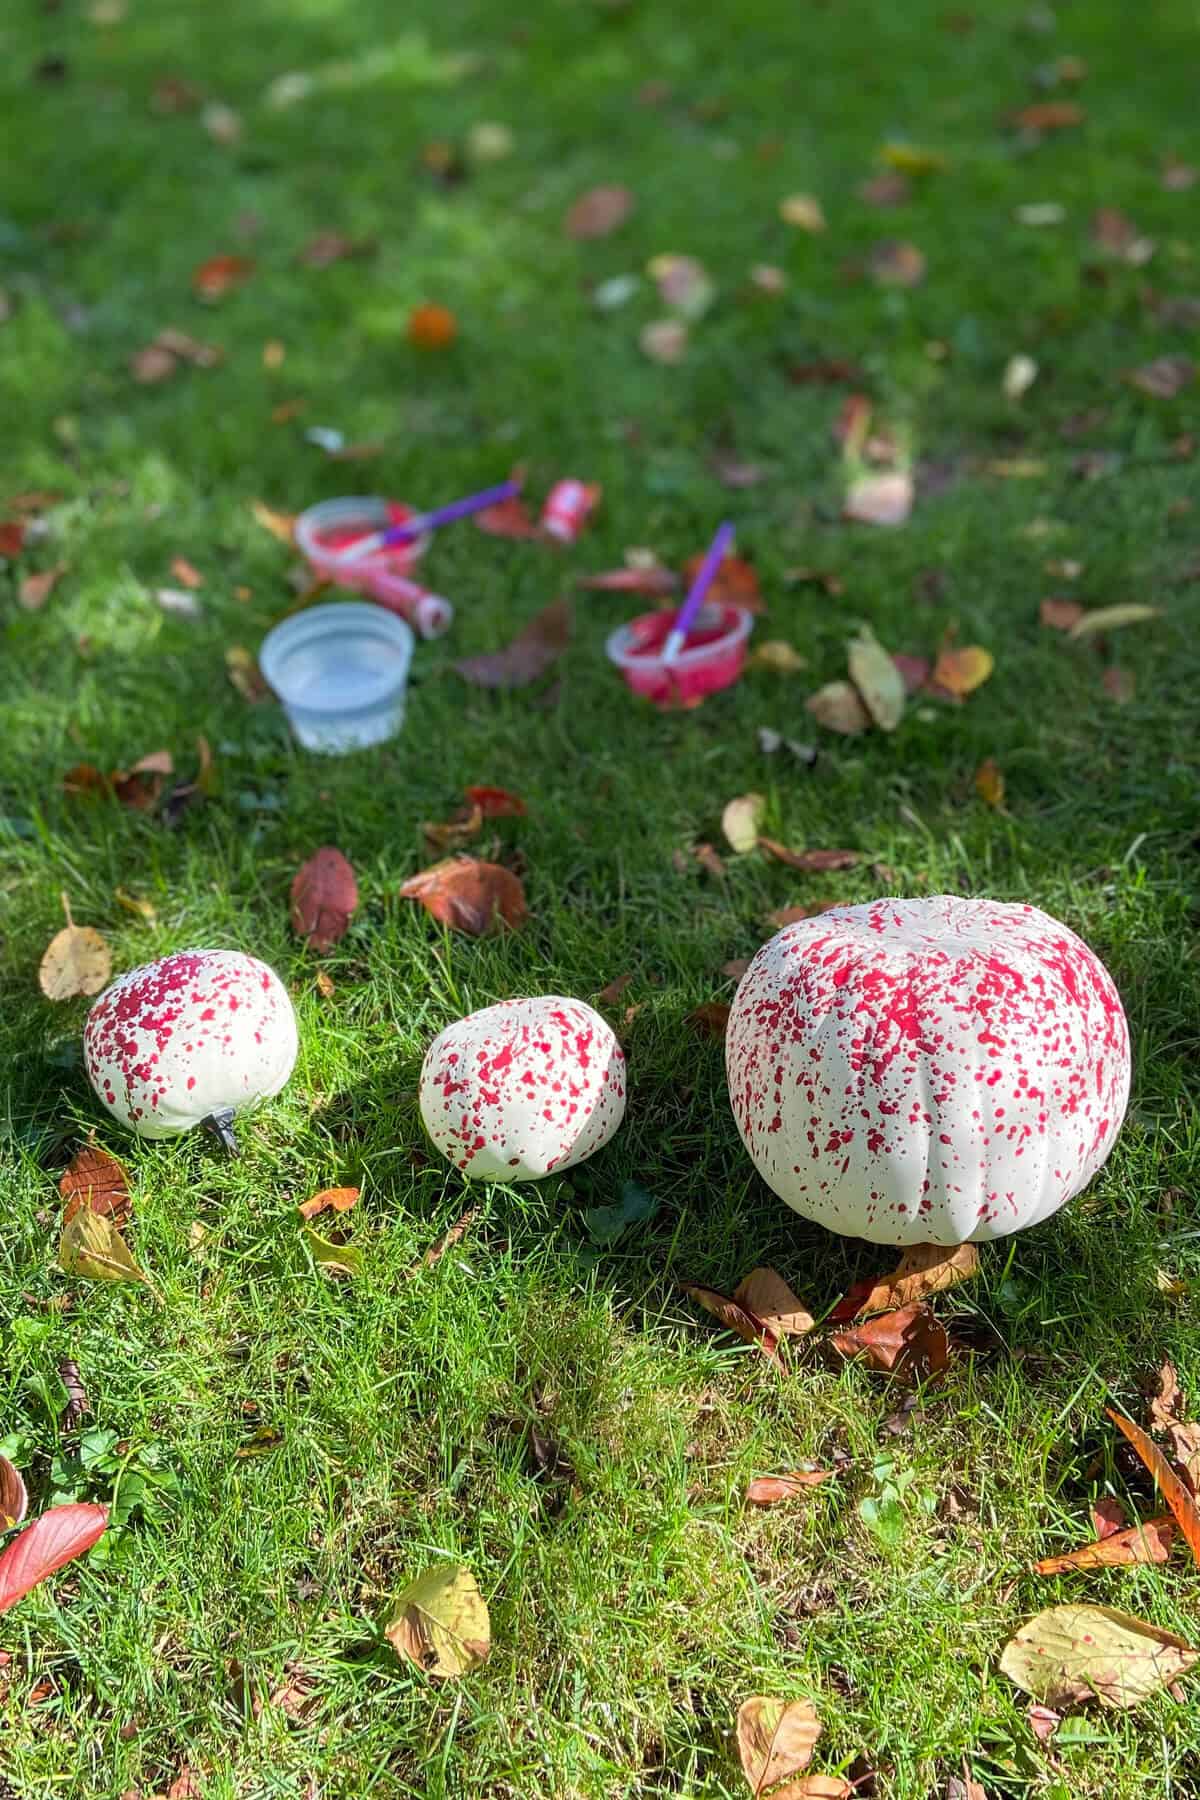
[297,231,376,268]
[686,1002,731,1040]
[314,969,335,999]
[303,1225,363,1278]
[751,263,788,293]
[60,1145,132,1227]
[202,99,242,144]
[1148,1362,1200,1489]
[577,565,678,596]
[251,500,295,544]
[832,392,872,455]
[767,902,839,927]
[191,254,254,300]
[58,1359,88,1431]
[169,556,203,589]
[648,253,715,320]
[868,241,925,287]
[1068,604,1159,638]
[1000,1603,1197,1709]
[639,319,689,364]
[1003,353,1038,399]
[400,858,527,936]
[828,1302,950,1384]
[0,1457,28,1528]
[288,849,359,954]
[779,193,826,232]
[1026,1704,1061,1745]
[881,141,945,174]
[1162,156,1198,191]
[746,640,807,674]
[385,1564,491,1677]
[860,169,910,207]
[465,785,527,817]
[778,1781,853,1799]
[806,680,871,735]
[975,759,1006,808]
[455,598,569,688]
[473,493,540,538]
[407,302,457,350]
[848,625,905,730]
[419,1204,478,1271]
[423,803,483,853]
[693,843,726,879]
[0,1503,108,1614]
[112,749,175,812]
[932,645,993,696]
[746,1471,832,1505]
[226,645,270,702]
[843,470,913,527]
[709,450,765,489]
[153,327,223,368]
[1125,355,1194,398]
[832,1243,979,1322]
[734,1267,816,1337]
[723,793,766,854]
[468,120,514,162]
[758,841,860,873]
[565,185,633,240]
[722,958,752,981]
[235,1427,283,1458]
[681,550,762,612]
[0,520,26,557]
[1107,1410,1200,1565]
[1102,666,1135,704]
[736,1695,821,1796]
[18,564,67,611]
[681,1284,784,1370]
[1009,101,1085,132]
[298,1186,360,1222]
[58,1211,150,1289]
[582,1180,659,1245]
[129,343,183,383]
[1092,207,1155,266]
[1034,1517,1175,1574]
[39,899,111,1001]
[1040,597,1085,630]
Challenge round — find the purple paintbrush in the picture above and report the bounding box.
[334,478,522,564]
[661,520,735,663]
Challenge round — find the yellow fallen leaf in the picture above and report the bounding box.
[880,141,946,174]
[975,759,1006,809]
[746,639,807,674]
[779,193,826,232]
[933,645,994,696]
[1069,604,1160,639]
[1000,1604,1197,1710]
[58,1210,149,1288]
[722,793,766,855]
[114,888,157,922]
[386,1564,491,1678]
[39,895,111,1000]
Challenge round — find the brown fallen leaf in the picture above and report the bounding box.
[1025,1704,1061,1745]
[1034,1516,1175,1574]
[1040,597,1085,631]
[400,858,527,936]
[454,598,569,689]
[385,1564,491,1678]
[746,1471,832,1506]
[226,645,270,702]
[154,327,223,368]
[758,840,860,873]
[692,842,727,880]
[828,1302,950,1384]
[297,231,376,268]
[722,958,752,981]
[681,1283,784,1370]
[681,550,763,613]
[687,1002,731,1041]
[290,847,358,952]
[776,1782,852,1799]
[1000,1603,1197,1709]
[565,185,634,240]
[58,1359,88,1431]
[464,784,527,817]
[843,469,913,527]
[192,253,255,300]
[831,1242,979,1322]
[766,902,840,928]
[736,1695,821,1796]
[39,897,111,1001]
[60,1145,132,1227]
[0,1456,28,1529]
[868,241,925,287]
[1125,355,1194,399]
[932,645,994,696]
[975,759,1006,809]
[1009,101,1085,132]
[298,1186,360,1222]
[112,749,175,812]
[422,802,483,854]
[18,564,67,611]
[806,680,871,735]
[1107,1409,1200,1565]
[0,1503,109,1615]
[596,974,633,1006]
[1148,1361,1200,1491]
[418,1204,479,1272]
[734,1267,816,1337]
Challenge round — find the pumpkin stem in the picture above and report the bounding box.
[202,1108,239,1155]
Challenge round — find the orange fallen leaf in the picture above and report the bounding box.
[681,1283,784,1370]
[681,550,763,613]
[191,254,255,300]
[407,302,457,350]
[170,556,203,589]
[831,1242,979,1321]
[736,1695,821,1796]
[828,1302,950,1385]
[746,1471,832,1505]
[422,803,483,854]
[39,896,111,1001]
[400,858,528,936]
[1034,1516,1175,1574]
[1148,1361,1200,1492]
[298,1186,360,1221]
[974,759,1006,809]
[60,1145,132,1228]
[251,500,296,544]
[932,644,994,697]
[464,785,527,817]
[1010,101,1085,132]
[1107,1409,1200,1565]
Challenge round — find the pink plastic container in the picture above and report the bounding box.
[605,601,753,708]
[294,497,452,639]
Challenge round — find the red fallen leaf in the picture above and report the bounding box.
[298,1186,360,1221]
[1040,597,1086,631]
[400,857,527,936]
[297,232,376,268]
[454,598,570,689]
[1108,1409,1200,1564]
[0,520,26,557]
[0,1502,109,1613]
[758,840,860,873]
[686,1002,730,1040]
[577,566,679,597]
[290,848,358,953]
[746,1471,832,1505]
[60,1145,132,1227]
[892,652,931,694]
[1092,1496,1128,1539]
[565,184,633,240]
[474,493,540,538]
[827,1302,950,1385]
[191,254,255,301]
[1033,1516,1175,1574]
[464,784,527,817]
[681,1283,784,1370]
[787,359,866,386]
[1009,100,1086,131]
[1124,355,1194,398]
[0,1456,28,1528]
[681,550,763,613]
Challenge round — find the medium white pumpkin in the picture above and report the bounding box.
[420,996,626,1181]
[725,896,1130,1245]
[84,949,298,1142]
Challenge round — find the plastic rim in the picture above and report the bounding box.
[604,603,753,672]
[294,496,431,566]
[259,602,415,716]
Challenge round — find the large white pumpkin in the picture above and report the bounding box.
[420,996,626,1180]
[725,896,1130,1245]
[84,949,298,1141]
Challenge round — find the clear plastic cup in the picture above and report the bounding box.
[605,601,753,708]
[259,602,415,753]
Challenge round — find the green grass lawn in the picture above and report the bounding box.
[2,0,1200,1794]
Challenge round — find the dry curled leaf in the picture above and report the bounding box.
[848,624,905,729]
[832,1242,979,1322]
[681,1283,783,1370]
[1000,1603,1197,1710]
[932,645,993,696]
[1034,1517,1175,1574]
[422,803,483,853]
[1068,604,1159,639]
[758,840,860,873]
[400,858,527,936]
[418,1204,478,1272]
[385,1564,491,1678]
[1107,1410,1200,1565]
[843,470,913,527]
[733,1267,816,1337]
[58,1211,150,1289]
[1092,1496,1128,1540]
[39,900,111,1001]
[565,185,633,240]
[746,1470,832,1506]
[464,785,527,817]
[0,1457,28,1529]
[975,759,1006,809]
[736,1695,821,1796]
[722,793,766,854]
[192,253,254,300]
[60,1145,132,1227]
[298,1186,360,1222]
[806,680,871,735]
[454,598,569,689]
[18,564,67,611]
[0,1503,108,1615]
[290,848,358,952]
[828,1302,949,1385]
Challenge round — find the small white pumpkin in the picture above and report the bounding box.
[420,996,626,1181]
[84,949,298,1144]
[726,896,1130,1245]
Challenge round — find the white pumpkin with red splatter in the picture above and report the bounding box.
[84,950,298,1140]
[420,996,626,1181]
[726,896,1130,1246]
